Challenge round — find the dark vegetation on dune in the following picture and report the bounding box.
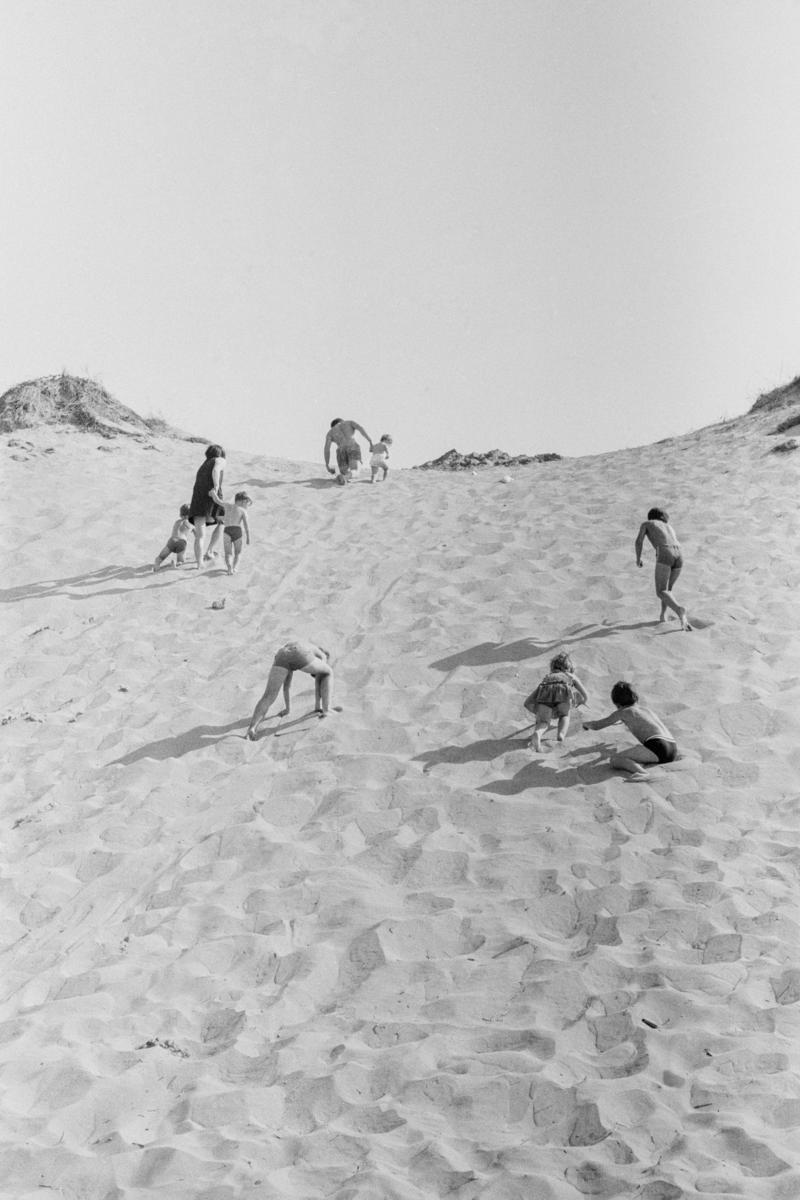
[415,448,562,470]
[0,374,200,441]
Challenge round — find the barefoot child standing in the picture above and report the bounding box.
[583,681,678,781]
[221,492,252,575]
[369,434,393,482]
[523,652,588,752]
[635,508,692,630]
[153,504,191,571]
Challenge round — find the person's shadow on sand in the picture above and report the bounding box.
[415,734,530,771]
[429,621,659,671]
[0,564,150,604]
[417,736,614,791]
[1,562,231,603]
[239,476,349,490]
[108,719,249,765]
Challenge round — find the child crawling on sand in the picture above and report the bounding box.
[220,492,252,575]
[635,507,692,630]
[247,640,339,738]
[523,652,588,752]
[369,434,393,482]
[583,680,677,781]
[153,503,191,571]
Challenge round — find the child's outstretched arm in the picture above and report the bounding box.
[571,674,589,706]
[584,709,623,732]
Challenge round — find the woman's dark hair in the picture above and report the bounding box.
[647,507,668,522]
[205,444,225,460]
[611,681,638,707]
[330,418,342,428]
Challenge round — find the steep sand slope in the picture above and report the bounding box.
[1,410,799,1199]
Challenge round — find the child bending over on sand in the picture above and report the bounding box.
[635,507,692,630]
[221,492,252,575]
[369,434,393,482]
[247,640,337,738]
[523,652,588,752]
[153,504,191,571]
[583,680,677,781]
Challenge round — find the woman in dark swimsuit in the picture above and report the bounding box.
[188,444,226,568]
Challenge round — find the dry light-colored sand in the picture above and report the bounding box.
[1,407,799,1200]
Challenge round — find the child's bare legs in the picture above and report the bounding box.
[224,534,233,574]
[556,712,571,742]
[654,563,692,630]
[310,662,333,714]
[527,716,550,753]
[609,742,659,781]
[247,666,292,738]
[153,545,171,571]
[381,466,388,480]
[232,541,243,573]
[370,467,378,483]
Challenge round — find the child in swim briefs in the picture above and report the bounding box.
[220,493,252,574]
[583,680,678,781]
[247,641,336,737]
[523,651,588,752]
[634,507,692,629]
[153,504,192,571]
[370,434,392,482]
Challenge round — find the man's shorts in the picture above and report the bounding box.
[336,443,362,473]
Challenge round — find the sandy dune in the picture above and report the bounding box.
[1,405,799,1199]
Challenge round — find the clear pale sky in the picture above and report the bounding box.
[2,1,799,468]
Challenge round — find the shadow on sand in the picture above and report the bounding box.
[108,718,249,766]
[429,621,658,671]
[415,736,613,793]
[1,560,234,605]
[0,564,163,604]
[415,733,531,771]
[239,475,369,490]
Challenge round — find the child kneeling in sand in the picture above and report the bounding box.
[153,503,191,571]
[221,492,252,574]
[247,640,337,738]
[635,507,692,630]
[523,652,588,752]
[583,681,677,781]
[369,434,392,482]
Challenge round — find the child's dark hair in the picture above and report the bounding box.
[611,681,638,707]
[647,507,668,522]
[550,651,574,673]
[234,491,251,504]
[179,503,190,517]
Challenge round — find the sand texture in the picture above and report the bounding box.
[1,408,799,1199]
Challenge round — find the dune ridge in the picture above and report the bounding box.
[1,403,799,1199]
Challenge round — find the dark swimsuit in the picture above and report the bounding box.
[644,737,677,764]
[188,459,224,525]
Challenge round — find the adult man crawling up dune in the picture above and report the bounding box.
[324,418,373,484]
